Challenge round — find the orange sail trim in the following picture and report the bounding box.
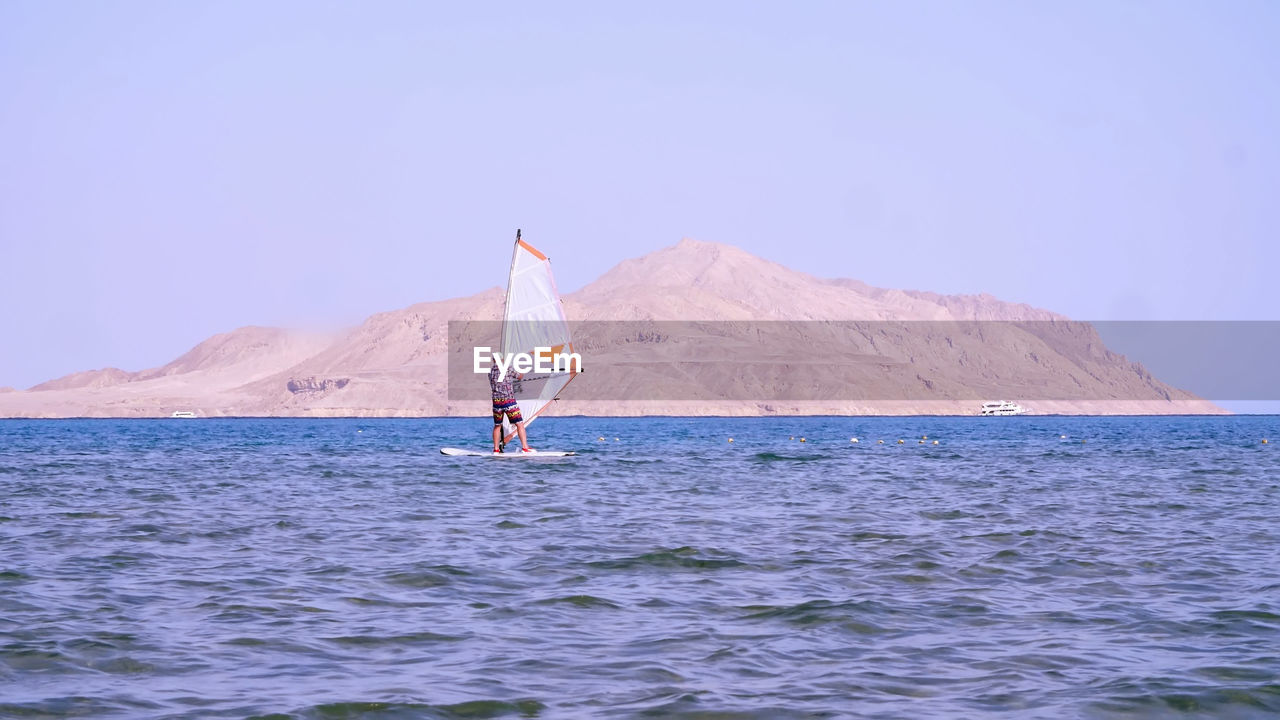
[517,239,547,261]
[532,343,581,374]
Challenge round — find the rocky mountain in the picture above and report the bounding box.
[0,238,1219,417]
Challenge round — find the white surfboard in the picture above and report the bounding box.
[440,448,576,457]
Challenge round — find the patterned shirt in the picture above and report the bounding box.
[489,364,516,402]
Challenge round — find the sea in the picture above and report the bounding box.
[1,416,1278,719]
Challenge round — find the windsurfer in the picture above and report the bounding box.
[490,363,533,453]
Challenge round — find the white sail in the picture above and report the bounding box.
[500,232,578,442]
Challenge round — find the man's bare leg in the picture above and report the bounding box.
[516,422,531,451]
[493,425,502,452]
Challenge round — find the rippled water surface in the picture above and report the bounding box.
[2,416,1279,719]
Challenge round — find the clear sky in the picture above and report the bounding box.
[2,1,1277,390]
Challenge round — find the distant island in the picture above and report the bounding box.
[0,239,1219,418]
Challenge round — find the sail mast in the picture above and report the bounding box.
[500,229,521,357]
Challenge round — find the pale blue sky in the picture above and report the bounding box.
[2,1,1277,390]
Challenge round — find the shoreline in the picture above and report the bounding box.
[2,412,1268,420]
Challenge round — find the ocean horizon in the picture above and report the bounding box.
[2,416,1277,718]
[5,410,1273,419]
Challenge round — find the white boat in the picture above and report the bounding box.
[978,401,1025,416]
[170,411,197,418]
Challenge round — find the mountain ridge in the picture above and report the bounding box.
[0,238,1220,417]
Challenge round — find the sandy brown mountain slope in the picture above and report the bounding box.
[0,238,1219,417]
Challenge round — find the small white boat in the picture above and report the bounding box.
[170,411,197,419]
[978,401,1026,416]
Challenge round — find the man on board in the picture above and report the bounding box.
[490,363,534,453]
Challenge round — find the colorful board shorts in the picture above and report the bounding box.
[492,398,523,426]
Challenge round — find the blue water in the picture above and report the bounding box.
[1,416,1278,719]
